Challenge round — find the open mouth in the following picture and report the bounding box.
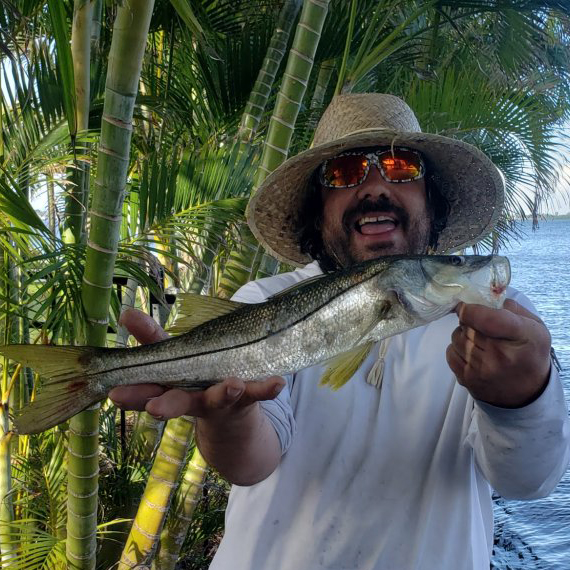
[354,215,399,235]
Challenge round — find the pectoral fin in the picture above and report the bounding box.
[320,342,374,391]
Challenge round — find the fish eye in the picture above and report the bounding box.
[448,256,465,266]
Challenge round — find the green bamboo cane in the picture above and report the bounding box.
[0,430,14,566]
[0,359,16,566]
[236,0,302,153]
[90,0,103,70]
[254,0,330,186]
[310,59,335,110]
[0,249,17,564]
[62,0,92,246]
[218,0,305,298]
[118,416,194,569]
[67,2,156,568]
[152,447,207,570]
[218,0,330,298]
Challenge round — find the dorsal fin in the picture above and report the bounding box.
[267,274,327,300]
[168,293,245,334]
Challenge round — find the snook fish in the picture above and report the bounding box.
[1,255,510,434]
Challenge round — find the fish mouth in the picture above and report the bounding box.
[420,255,511,309]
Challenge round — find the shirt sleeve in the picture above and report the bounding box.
[466,290,570,499]
[231,281,296,455]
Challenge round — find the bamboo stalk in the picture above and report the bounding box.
[0,430,15,566]
[67,2,156,567]
[118,416,194,569]
[0,248,18,563]
[152,447,207,570]
[310,59,335,110]
[254,0,331,188]
[236,0,302,152]
[218,0,330,297]
[66,406,100,570]
[63,0,93,245]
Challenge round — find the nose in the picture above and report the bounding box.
[354,163,394,201]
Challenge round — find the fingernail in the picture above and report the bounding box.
[274,384,284,397]
[227,386,243,399]
[150,414,165,421]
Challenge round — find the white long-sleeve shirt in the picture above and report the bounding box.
[210,262,570,570]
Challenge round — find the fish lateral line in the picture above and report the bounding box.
[95,272,386,377]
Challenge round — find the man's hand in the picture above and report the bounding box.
[109,308,285,485]
[446,299,552,408]
[109,308,285,420]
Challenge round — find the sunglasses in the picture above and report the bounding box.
[319,147,425,189]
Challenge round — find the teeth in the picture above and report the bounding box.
[357,216,395,226]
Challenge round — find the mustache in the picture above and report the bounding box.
[342,197,409,232]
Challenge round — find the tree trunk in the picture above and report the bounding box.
[236,0,302,152]
[118,416,194,569]
[153,447,207,570]
[67,2,155,568]
[63,0,93,245]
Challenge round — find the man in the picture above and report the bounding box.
[111,94,570,569]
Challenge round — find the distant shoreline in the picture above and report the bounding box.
[514,214,570,221]
[543,214,570,220]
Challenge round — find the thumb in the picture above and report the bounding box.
[119,308,170,344]
[502,299,544,325]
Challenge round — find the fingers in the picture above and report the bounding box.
[119,308,170,344]
[143,376,286,420]
[109,384,168,411]
[454,301,540,341]
[446,342,469,381]
[450,325,484,361]
[237,376,286,407]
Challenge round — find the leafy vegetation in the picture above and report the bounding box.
[0,0,569,567]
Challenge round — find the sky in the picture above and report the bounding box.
[542,153,570,215]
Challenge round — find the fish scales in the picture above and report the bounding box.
[92,260,394,387]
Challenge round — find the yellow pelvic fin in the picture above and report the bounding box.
[168,293,245,334]
[320,342,374,391]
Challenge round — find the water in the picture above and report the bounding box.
[490,219,570,570]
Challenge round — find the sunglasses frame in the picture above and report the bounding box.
[319,146,426,189]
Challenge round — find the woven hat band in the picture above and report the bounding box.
[313,93,422,146]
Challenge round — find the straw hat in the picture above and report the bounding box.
[246,93,504,267]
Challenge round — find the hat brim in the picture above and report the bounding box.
[247,129,504,267]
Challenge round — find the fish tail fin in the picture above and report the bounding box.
[0,345,106,434]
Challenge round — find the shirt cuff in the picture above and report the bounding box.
[474,363,566,425]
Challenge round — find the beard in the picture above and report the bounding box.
[318,196,432,271]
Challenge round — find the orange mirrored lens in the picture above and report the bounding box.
[380,150,421,181]
[322,155,368,187]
